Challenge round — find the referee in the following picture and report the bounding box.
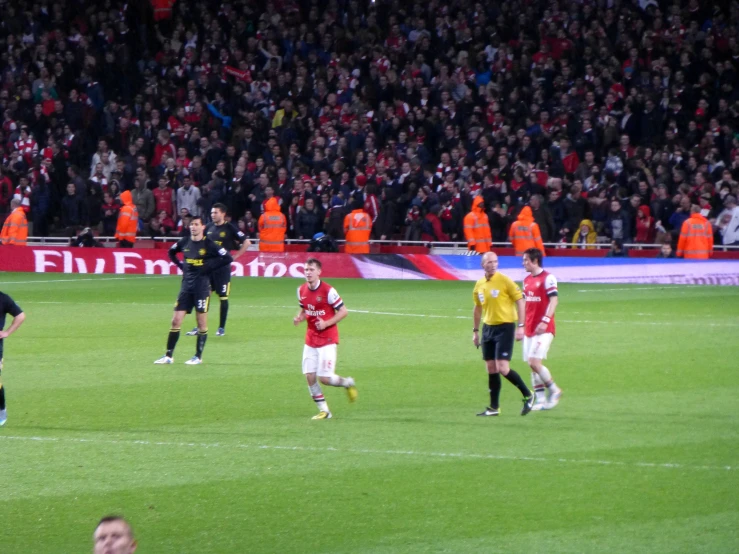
[472,251,534,416]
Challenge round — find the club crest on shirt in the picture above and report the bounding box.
[491,289,500,298]
[220,231,226,237]
[198,248,206,255]
[317,296,323,302]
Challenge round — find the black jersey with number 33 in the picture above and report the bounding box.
[169,237,232,289]
[206,222,247,252]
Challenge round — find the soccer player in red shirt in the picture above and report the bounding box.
[522,248,563,410]
[293,258,358,420]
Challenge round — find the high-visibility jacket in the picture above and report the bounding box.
[509,206,545,256]
[258,197,287,252]
[463,196,492,253]
[152,0,176,21]
[343,209,372,254]
[677,213,713,259]
[0,207,28,245]
[115,190,139,244]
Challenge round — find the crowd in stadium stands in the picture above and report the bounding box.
[1,0,739,250]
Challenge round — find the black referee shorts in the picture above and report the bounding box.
[481,323,515,361]
[209,266,232,299]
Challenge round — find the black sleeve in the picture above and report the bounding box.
[1,293,22,317]
[230,223,246,246]
[200,239,233,274]
[168,238,186,269]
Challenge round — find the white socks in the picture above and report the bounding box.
[327,375,351,388]
[309,383,329,413]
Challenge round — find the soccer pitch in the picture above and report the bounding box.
[0,273,737,553]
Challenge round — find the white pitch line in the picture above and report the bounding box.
[16,302,737,326]
[0,276,159,285]
[576,287,693,293]
[0,435,732,472]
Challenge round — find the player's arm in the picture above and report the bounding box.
[168,238,186,269]
[201,241,233,273]
[472,304,482,348]
[232,225,251,260]
[315,288,347,330]
[0,310,25,339]
[514,297,525,341]
[317,304,347,329]
[294,287,306,325]
[535,276,559,335]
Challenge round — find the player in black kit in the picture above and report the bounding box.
[0,290,26,426]
[154,216,233,365]
[185,203,251,337]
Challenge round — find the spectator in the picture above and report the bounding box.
[572,220,598,250]
[60,183,86,236]
[296,197,321,240]
[563,183,590,237]
[132,179,155,225]
[421,204,449,242]
[606,239,629,258]
[604,199,632,244]
[635,206,656,245]
[100,192,120,237]
[715,195,739,246]
[176,176,201,218]
[656,241,676,259]
[258,197,287,252]
[529,194,555,243]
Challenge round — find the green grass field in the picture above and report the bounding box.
[0,273,737,553]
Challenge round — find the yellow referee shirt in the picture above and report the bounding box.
[472,271,523,325]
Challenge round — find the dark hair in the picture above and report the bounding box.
[95,515,133,536]
[524,248,544,267]
[190,216,204,225]
[305,257,322,269]
[212,202,228,213]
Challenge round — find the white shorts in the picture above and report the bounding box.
[302,344,338,377]
[522,333,554,361]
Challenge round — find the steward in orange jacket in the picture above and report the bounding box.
[115,190,139,247]
[463,196,492,253]
[677,206,713,259]
[258,197,287,252]
[0,200,28,246]
[343,201,372,254]
[509,206,545,255]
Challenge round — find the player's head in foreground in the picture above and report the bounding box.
[93,516,137,554]
[481,251,498,278]
[522,248,544,273]
[304,257,322,286]
[189,216,205,240]
[211,203,227,225]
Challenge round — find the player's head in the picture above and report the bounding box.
[93,516,137,554]
[304,257,322,284]
[522,248,543,273]
[211,203,227,224]
[481,251,498,277]
[189,216,205,238]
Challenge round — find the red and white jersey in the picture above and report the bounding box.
[298,280,344,348]
[523,270,558,337]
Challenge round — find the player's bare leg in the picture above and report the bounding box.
[319,375,358,402]
[529,358,561,409]
[306,372,331,419]
[155,310,185,364]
